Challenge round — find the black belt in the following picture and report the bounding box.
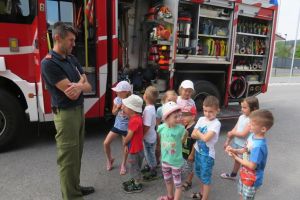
[52,105,83,114]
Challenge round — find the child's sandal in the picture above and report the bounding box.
[156,195,174,200]
[182,181,192,191]
[120,164,127,175]
[106,158,114,171]
[190,192,202,199]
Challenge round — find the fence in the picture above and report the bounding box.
[272,57,300,76]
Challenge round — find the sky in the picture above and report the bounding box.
[46,1,73,25]
[277,0,300,40]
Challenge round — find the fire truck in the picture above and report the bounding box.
[0,0,278,148]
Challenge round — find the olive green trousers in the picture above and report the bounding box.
[54,105,85,200]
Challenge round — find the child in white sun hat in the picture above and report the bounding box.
[121,94,145,194]
[177,80,196,113]
[157,102,187,200]
[103,81,132,175]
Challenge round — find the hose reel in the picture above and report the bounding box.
[229,76,247,99]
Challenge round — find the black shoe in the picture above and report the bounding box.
[141,165,150,174]
[122,178,135,188]
[142,170,160,182]
[80,186,95,196]
[123,182,143,194]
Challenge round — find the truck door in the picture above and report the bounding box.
[41,0,103,118]
[0,0,38,147]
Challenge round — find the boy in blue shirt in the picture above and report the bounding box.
[226,109,274,200]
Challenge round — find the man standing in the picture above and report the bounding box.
[41,22,94,200]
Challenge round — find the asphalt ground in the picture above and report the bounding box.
[0,84,299,200]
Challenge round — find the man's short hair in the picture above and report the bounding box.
[203,95,219,109]
[52,22,77,40]
[250,109,274,130]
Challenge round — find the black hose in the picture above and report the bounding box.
[229,76,247,99]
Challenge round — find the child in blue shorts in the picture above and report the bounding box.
[191,96,221,200]
[226,109,274,200]
[103,81,131,175]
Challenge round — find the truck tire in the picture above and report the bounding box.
[193,80,221,111]
[0,89,25,149]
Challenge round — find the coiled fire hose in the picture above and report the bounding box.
[229,76,247,99]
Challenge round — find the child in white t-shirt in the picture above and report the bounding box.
[191,96,221,200]
[142,86,160,181]
[177,80,196,110]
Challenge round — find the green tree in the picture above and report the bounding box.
[296,43,300,58]
[275,41,292,58]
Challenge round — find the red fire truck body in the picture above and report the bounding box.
[0,0,278,147]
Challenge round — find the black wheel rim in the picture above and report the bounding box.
[194,92,210,111]
[0,110,6,137]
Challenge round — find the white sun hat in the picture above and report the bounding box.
[122,94,143,113]
[162,101,181,120]
[111,81,132,92]
[180,80,194,90]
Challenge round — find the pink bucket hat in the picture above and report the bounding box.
[162,102,181,120]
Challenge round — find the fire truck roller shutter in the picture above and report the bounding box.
[0,88,25,149]
[193,80,221,112]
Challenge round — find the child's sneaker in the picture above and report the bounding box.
[122,178,135,188]
[220,172,237,180]
[141,165,150,174]
[143,170,160,182]
[182,181,192,191]
[123,182,143,194]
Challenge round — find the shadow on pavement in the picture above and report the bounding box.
[1,114,235,153]
[1,117,114,153]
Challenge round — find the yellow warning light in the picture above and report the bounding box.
[9,38,19,52]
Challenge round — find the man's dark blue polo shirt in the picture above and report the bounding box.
[41,50,84,109]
